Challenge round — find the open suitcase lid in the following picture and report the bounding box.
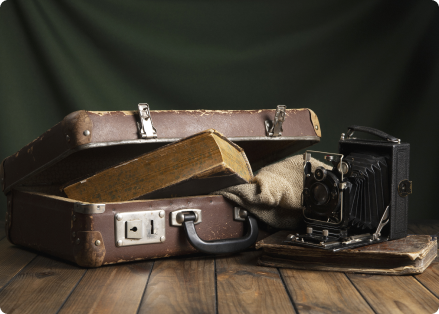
[1,104,321,194]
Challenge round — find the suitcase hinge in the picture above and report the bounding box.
[137,103,157,139]
[265,105,286,137]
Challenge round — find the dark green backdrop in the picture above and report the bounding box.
[1,0,438,222]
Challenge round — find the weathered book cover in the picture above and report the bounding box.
[256,230,437,275]
[63,129,253,203]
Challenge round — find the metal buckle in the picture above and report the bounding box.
[137,103,157,139]
[265,105,286,137]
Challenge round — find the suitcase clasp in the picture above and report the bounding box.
[137,103,157,139]
[265,105,286,137]
[114,210,166,247]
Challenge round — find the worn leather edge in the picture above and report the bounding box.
[307,109,322,137]
[86,109,309,114]
[87,110,137,116]
[2,111,92,193]
[73,231,106,267]
[62,110,93,148]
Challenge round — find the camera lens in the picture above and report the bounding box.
[311,183,329,205]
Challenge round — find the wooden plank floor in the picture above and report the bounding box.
[0,221,438,314]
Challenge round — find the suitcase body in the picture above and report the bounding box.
[2,105,321,267]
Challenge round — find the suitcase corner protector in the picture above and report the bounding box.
[73,231,106,267]
[62,110,94,148]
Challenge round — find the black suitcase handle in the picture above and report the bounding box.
[346,125,400,143]
[182,211,259,254]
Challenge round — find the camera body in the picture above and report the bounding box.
[287,126,411,251]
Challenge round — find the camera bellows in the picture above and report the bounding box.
[344,153,389,229]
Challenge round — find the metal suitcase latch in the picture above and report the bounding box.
[114,210,165,247]
[265,105,286,137]
[137,103,157,139]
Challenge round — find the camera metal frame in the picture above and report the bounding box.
[302,151,346,226]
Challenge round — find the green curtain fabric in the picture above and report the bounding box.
[1,0,438,221]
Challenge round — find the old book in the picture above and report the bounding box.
[255,230,437,275]
[63,129,253,203]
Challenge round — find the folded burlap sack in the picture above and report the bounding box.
[212,154,330,229]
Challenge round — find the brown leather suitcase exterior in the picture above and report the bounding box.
[1,105,321,267]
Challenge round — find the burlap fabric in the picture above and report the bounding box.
[212,155,330,229]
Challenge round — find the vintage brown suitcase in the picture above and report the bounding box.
[1,104,321,267]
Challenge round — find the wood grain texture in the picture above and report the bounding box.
[347,273,439,313]
[280,269,374,314]
[0,256,86,314]
[416,261,439,299]
[138,257,215,314]
[216,251,295,314]
[59,261,153,314]
[0,238,37,289]
[408,221,439,236]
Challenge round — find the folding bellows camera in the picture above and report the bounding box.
[286,126,412,251]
